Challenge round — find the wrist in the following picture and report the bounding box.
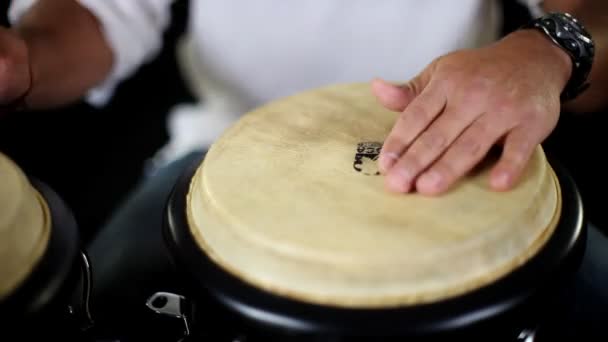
[501,29,573,94]
[519,29,573,90]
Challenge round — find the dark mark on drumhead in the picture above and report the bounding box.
[353,142,382,176]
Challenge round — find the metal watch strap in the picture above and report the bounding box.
[523,12,595,101]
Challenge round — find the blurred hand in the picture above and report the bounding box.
[0,27,31,114]
[372,30,572,195]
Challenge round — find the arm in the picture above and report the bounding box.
[10,0,113,109]
[2,0,173,110]
[542,0,608,114]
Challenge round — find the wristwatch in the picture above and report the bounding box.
[523,12,595,101]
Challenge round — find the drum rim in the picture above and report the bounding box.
[0,178,80,319]
[163,151,586,337]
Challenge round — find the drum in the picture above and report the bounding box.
[162,83,586,341]
[0,152,93,339]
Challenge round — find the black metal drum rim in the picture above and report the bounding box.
[163,152,586,337]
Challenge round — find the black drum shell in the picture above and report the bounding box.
[163,152,587,341]
[0,179,83,338]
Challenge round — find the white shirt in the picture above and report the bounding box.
[9,1,543,167]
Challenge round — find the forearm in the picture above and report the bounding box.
[543,0,608,113]
[14,0,113,109]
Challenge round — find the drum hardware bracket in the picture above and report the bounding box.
[516,328,537,342]
[66,251,95,332]
[146,291,192,339]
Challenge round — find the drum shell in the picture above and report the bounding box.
[0,179,88,339]
[163,152,586,341]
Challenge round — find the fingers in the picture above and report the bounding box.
[371,66,433,112]
[385,105,479,193]
[371,78,415,112]
[414,114,511,195]
[378,81,447,174]
[489,127,538,191]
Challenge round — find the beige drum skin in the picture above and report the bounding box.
[185,83,561,309]
[0,153,51,301]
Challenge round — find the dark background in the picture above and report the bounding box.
[0,1,605,244]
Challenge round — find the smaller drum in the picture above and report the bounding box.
[0,152,93,339]
[163,83,586,341]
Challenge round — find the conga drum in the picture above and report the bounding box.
[0,152,93,339]
[162,83,586,341]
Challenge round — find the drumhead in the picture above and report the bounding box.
[185,83,561,309]
[0,153,51,301]
[164,82,585,337]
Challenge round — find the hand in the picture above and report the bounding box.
[0,27,31,114]
[372,30,572,195]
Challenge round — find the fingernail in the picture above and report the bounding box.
[379,152,399,173]
[492,171,511,189]
[418,171,443,191]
